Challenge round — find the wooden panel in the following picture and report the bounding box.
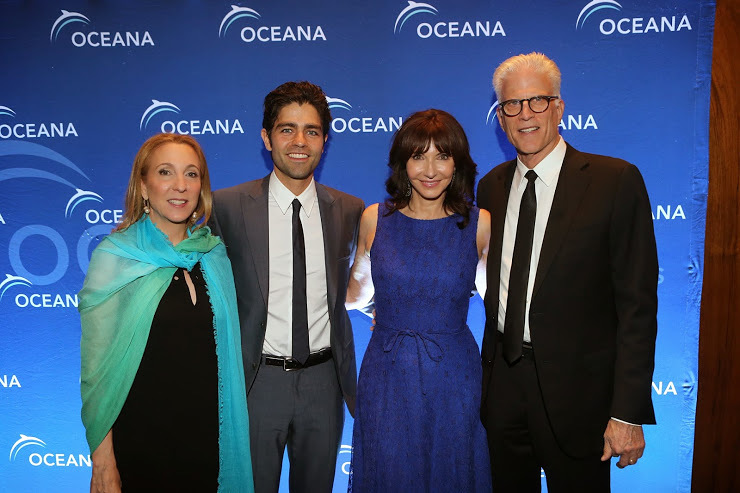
[692,0,740,489]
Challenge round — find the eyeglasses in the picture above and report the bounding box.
[498,96,559,117]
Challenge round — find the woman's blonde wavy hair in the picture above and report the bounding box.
[114,133,212,233]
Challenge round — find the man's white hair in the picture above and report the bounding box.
[493,52,562,101]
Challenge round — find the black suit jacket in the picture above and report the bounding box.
[209,176,364,415]
[476,144,658,457]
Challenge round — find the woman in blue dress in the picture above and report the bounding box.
[346,109,492,492]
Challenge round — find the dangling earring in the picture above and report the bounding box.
[404,180,412,198]
[450,168,456,184]
[143,198,150,214]
[192,211,198,220]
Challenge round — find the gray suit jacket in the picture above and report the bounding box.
[209,175,364,415]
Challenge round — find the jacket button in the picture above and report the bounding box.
[252,363,257,369]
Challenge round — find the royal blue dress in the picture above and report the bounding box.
[349,205,491,492]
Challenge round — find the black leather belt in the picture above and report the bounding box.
[496,331,534,358]
[262,348,332,371]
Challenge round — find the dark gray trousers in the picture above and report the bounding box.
[248,357,344,493]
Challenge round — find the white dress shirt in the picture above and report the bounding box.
[498,136,566,342]
[264,172,330,357]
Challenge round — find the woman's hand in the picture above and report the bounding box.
[90,430,121,493]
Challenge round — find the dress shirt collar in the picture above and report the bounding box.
[514,136,566,190]
[268,171,318,217]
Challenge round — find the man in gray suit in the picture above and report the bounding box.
[209,81,364,493]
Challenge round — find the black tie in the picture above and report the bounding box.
[503,170,538,364]
[292,199,310,364]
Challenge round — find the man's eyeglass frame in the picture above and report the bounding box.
[498,96,560,117]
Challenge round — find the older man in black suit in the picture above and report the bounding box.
[210,81,363,493]
[477,53,658,492]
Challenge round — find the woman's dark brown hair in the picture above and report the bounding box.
[385,109,477,228]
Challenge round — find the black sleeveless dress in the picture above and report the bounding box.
[112,263,218,491]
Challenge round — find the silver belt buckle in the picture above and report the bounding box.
[283,358,299,371]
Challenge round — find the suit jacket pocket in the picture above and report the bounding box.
[581,347,616,371]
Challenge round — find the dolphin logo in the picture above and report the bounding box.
[65,188,104,218]
[0,141,90,189]
[0,275,32,301]
[9,434,45,461]
[394,1,438,33]
[576,0,623,29]
[326,97,352,112]
[219,5,261,37]
[486,101,500,125]
[0,106,16,118]
[50,10,91,42]
[139,100,181,130]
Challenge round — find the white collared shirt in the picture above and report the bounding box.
[264,172,330,357]
[498,136,566,342]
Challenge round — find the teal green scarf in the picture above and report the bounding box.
[79,216,253,492]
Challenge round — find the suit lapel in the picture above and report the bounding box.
[317,183,339,316]
[241,176,270,307]
[532,145,591,299]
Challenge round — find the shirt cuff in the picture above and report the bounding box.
[611,417,640,426]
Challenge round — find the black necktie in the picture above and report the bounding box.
[503,170,538,364]
[291,198,310,364]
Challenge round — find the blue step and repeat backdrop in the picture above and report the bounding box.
[0,1,715,491]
